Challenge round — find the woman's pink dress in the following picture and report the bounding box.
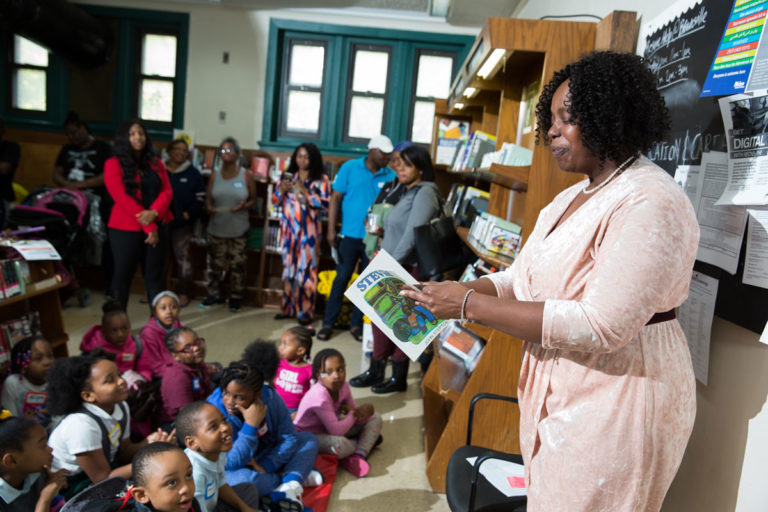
[484,157,699,511]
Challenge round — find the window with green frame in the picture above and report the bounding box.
[0,5,188,140]
[261,19,473,156]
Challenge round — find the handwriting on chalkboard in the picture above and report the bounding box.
[646,127,725,165]
[644,3,709,90]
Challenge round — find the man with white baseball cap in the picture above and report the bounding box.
[318,135,396,341]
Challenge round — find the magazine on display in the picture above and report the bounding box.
[344,250,448,362]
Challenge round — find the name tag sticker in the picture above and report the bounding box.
[192,377,201,390]
[24,392,47,406]
[257,422,269,437]
[121,352,134,362]
[233,181,245,189]
[180,178,188,183]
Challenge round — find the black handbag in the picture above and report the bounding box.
[414,213,467,278]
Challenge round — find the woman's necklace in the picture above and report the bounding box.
[582,154,638,195]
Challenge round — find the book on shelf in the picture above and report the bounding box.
[438,321,485,373]
[468,213,522,259]
[250,157,270,179]
[0,258,30,301]
[435,119,470,166]
[451,131,497,171]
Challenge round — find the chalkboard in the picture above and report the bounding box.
[642,0,768,334]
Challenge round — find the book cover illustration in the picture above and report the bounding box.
[344,250,447,362]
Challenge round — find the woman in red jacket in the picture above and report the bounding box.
[104,119,173,310]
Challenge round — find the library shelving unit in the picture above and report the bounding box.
[422,11,637,492]
[0,260,69,357]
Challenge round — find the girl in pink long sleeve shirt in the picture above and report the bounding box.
[293,349,382,477]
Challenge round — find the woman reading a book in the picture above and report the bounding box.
[402,51,699,512]
[350,144,442,394]
[272,142,330,326]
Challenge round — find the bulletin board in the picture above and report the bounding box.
[641,0,768,334]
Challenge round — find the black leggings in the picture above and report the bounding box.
[109,226,167,310]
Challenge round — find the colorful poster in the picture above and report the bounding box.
[701,0,768,97]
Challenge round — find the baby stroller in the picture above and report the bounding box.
[6,188,92,306]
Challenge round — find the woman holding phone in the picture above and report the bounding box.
[272,142,330,326]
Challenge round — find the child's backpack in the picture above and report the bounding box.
[60,477,202,512]
[78,402,129,465]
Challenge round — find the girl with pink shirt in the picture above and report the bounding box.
[293,348,382,477]
[272,327,313,414]
[139,290,184,379]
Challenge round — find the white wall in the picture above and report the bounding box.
[77,0,479,148]
[517,2,768,511]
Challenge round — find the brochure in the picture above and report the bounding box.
[344,250,447,362]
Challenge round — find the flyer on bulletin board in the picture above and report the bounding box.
[701,0,768,97]
[344,250,447,362]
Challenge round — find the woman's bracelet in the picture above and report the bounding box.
[460,288,475,324]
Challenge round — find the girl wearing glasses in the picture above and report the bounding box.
[158,327,212,427]
[201,137,256,312]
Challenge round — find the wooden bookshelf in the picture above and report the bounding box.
[0,260,69,357]
[423,11,637,493]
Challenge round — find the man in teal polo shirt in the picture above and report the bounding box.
[317,135,396,341]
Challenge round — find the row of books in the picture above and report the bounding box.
[467,212,523,259]
[444,184,490,222]
[450,130,498,171]
[478,142,534,169]
[265,225,283,252]
[0,259,30,301]
[0,312,43,377]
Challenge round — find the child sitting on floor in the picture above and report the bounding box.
[272,328,313,416]
[157,328,213,427]
[81,300,152,380]
[1,336,54,430]
[139,291,184,380]
[0,416,67,511]
[294,348,382,478]
[206,362,319,511]
[67,443,202,511]
[47,350,176,498]
[177,402,260,512]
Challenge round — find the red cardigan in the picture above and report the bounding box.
[104,156,174,233]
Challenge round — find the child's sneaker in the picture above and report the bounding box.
[340,454,370,477]
[302,469,324,487]
[199,295,221,308]
[268,480,303,512]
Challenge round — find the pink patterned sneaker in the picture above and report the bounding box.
[340,454,370,477]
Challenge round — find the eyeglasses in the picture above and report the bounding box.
[219,147,235,154]
[178,338,205,353]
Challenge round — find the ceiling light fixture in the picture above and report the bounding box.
[430,0,450,18]
[463,87,477,98]
[477,49,506,79]
[454,102,465,110]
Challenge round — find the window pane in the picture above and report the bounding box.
[13,69,46,110]
[142,34,177,77]
[14,36,48,66]
[351,50,389,94]
[348,96,384,139]
[416,54,453,99]
[139,79,174,122]
[286,91,321,133]
[289,44,325,87]
[411,101,436,144]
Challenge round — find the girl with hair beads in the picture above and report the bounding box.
[47,351,175,498]
[0,416,67,511]
[273,327,313,415]
[294,348,382,477]
[139,291,183,380]
[1,336,54,429]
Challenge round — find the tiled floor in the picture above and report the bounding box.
[61,292,451,511]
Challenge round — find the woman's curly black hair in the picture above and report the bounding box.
[535,51,671,164]
[114,118,156,200]
[287,142,325,182]
[47,351,113,416]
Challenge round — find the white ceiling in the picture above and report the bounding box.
[158,0,526,26]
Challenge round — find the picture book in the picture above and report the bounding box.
[344,250,447,362]
[438,321,485,373]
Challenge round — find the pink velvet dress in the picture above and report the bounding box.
[484,156,699,511]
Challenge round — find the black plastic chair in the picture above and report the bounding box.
[445,393,527,512]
